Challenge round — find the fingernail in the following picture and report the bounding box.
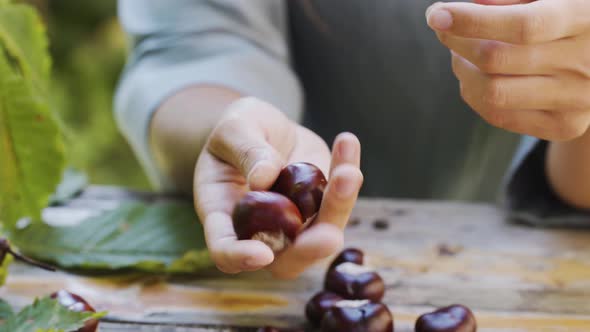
[335,177,356,198]
[427,8,453,30]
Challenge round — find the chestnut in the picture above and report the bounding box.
[232,191,303,253]
[324,262,385,302]
[50,290,98,332]
[415,304,477,332]
[305,291,344,326]
[320,300,394,332]
[328,247,364,270]
[271,162,327,220]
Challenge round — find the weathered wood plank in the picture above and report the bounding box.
[99,323,239,332]
[3,186,590,331]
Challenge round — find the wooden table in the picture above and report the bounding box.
[2,187,590,331]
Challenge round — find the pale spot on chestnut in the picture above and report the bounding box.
[328,247,364,270]
[232,191,303,253]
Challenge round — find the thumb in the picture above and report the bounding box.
[206,99,293,190]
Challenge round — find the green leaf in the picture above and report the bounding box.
[0,298,14,320]
[48,168,88,206]
[13,201,213,272]
[0,297,104,332]
[0,2,50,92]
[0,53,65,230]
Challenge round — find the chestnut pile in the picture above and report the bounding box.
[233,162,327,253]
[265,248,476,332]
[306,248,393,332]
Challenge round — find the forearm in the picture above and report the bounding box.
[149,85,241,193]
[547,128,590,210]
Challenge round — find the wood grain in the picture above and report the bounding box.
[4,186,590,331]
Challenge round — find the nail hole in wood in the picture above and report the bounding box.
[348,217,361,227]
[373,219,389,230]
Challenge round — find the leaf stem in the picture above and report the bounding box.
[0,238,56,271]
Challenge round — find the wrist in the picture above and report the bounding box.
[149,85,241,193]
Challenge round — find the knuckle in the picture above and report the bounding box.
[579,46,590,78]
[438,32,450,47]
[482,78,509,108]
[578,91,590,110]
[482,108,509,129]
[459,84,480,111]
[236,143,266,171]
[478,42,509,73]
[518,15,545,44]
[208,117,241,150]
[558,117,588,141]
[229,96,265,112]
[548,113,586,141]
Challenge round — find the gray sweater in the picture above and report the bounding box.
[115,0,589,227]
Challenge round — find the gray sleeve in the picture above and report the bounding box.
[501,136,590,228]
[114,0,303,190]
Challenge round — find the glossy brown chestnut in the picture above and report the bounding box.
[324,262,385,302]
[305,291,344,326]
[270,162,327,220]
[415,304,477,332]
[50,290,98,332]
[320,300,394,332]
[232,191,303,253]
[328,247,364,270]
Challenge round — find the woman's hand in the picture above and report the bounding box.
[194,97,363,279]
[427,0,590,141]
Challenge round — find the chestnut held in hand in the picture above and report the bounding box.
[305,291,344,326]
[50,290,98,332]
[328,247,364,270]
[321,300,394,332]
[271,162,327,220]
[325,262,385,302]
[232,191,304,253]
[415,304,477,332]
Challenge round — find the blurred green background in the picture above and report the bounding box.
[24,0,150,189]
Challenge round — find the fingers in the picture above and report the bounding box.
[267,132,362,279]
[452,54,590,140]
[452,53,590,112]
[427,1,589,44]
[194,153,273,273]
[207,97,296,190]
[329,132,361,176]
[268,223,343,279]
[318,132,363,230]
[317,164,364,229]
[436,33,542,75]
[203,212,275,273]
[436,32,590,76]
